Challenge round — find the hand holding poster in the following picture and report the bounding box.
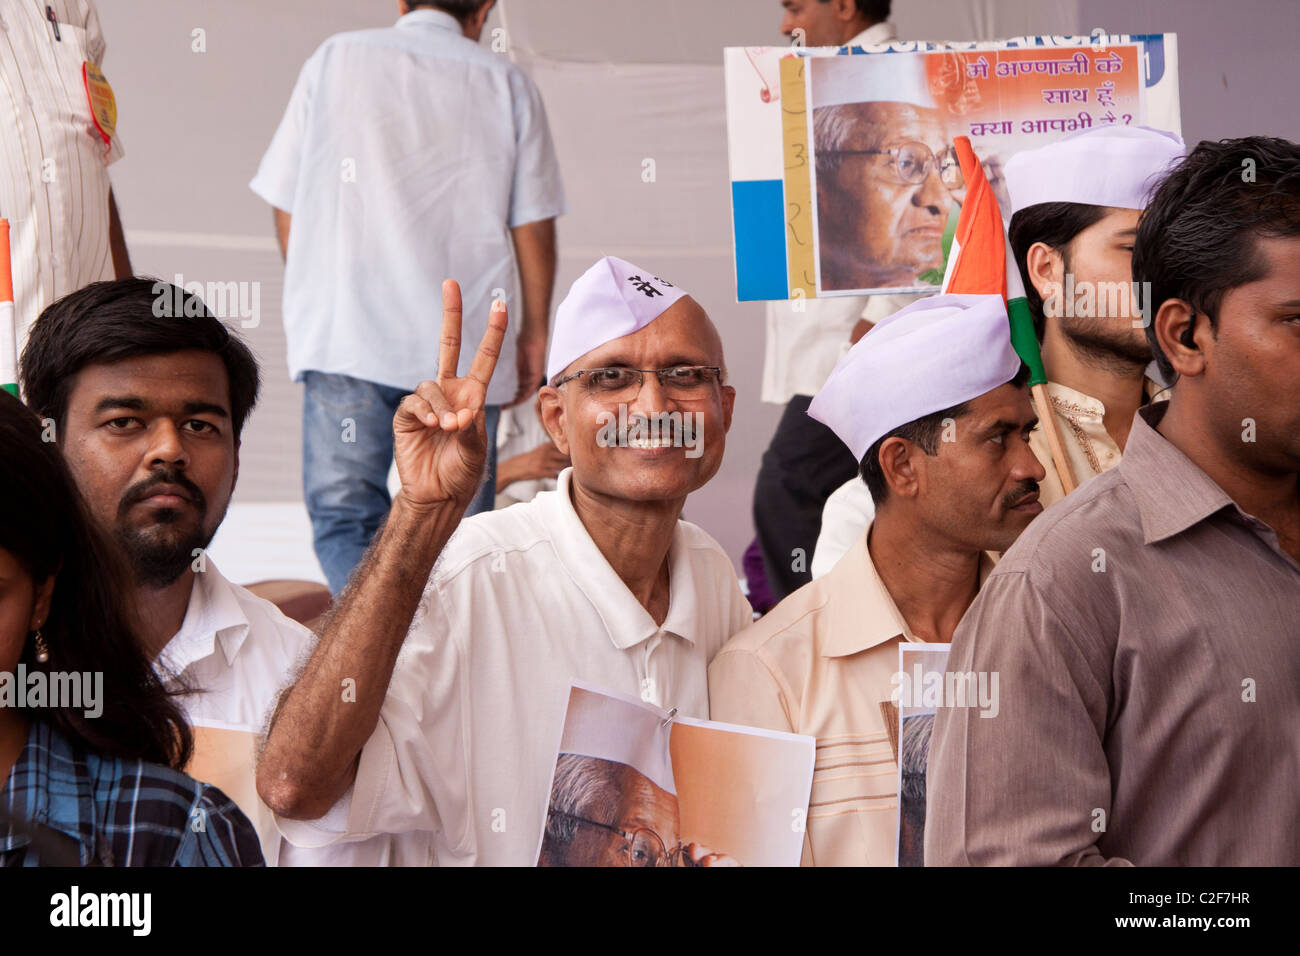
[538,681,815,867]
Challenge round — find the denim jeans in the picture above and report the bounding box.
[302,371,499,594]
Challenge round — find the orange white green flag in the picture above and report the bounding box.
[1,219,17,397]
[938,136,1076,492]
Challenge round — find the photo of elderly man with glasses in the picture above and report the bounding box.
[539,755,739,867]
[810,54,960,291]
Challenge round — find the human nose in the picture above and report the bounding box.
[145,420,190,469]
[626,370,674,417]
[1011,436,1047,484]
[912,161,950,211]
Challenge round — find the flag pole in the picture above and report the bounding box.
[1007,292,1078,495]
[1,218,19,398]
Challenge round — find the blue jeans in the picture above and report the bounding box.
[302,371,499,594]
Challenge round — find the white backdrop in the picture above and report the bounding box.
[94,0,1298,581]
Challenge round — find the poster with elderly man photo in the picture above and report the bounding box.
[537,681,815,867]
[724,33,1181,301]
[806,44,1146,294]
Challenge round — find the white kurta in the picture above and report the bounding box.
[156,560,319,866]
[276,468,752,865]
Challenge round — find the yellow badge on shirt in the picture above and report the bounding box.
[81,62,117,145]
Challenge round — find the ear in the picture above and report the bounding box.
[1025,241,1064,319]
[29,574,56,633]
[834,0,860,23]
[719,385,736,434]
[231,437,241,491]
[537,385,570,455]
[878,436,922,501]
[1153,298,1206,378]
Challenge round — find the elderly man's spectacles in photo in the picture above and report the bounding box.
[552,365,722,398]
[547,806,688,867]
[828,141,964,190]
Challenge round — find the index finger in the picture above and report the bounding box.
[466,298,509,387]
[437,279,463,381]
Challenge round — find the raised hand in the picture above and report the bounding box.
[393,280,508,511]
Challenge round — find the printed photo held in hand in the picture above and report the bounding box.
[538,682,814,867]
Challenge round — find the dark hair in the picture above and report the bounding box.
[859,364,1029,505]
[1133,136,1300,383]
[821,0,892,24]
[1008,202,1110,339]
[411,0,492,22]
[0,392,193,769]
[20,277,260,438]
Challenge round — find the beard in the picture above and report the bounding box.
[114,469,215,588]
[1060,313,1153,372]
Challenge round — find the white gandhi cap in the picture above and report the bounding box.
[809,52,936,111]
[808,294,1021,462]
[1005,125,1185,215]
[547,256,689,382]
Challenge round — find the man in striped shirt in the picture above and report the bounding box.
[0,0,132,351]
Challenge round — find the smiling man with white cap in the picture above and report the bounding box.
[1006,125,1185,505]
[709,293,1044,866]
[256,258,750,865]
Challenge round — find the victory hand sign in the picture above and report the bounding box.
[394,280,509,512]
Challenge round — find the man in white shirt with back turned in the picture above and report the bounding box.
[257,258,752,865]
[250,0,565,594]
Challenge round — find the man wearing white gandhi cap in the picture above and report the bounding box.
[710,293,1045,866]
[256,258,750,865]
[811,53,960,290]
[1007,124,1185,506]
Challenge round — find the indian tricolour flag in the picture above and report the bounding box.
[939,136,1047,388]
[1,219,17,397]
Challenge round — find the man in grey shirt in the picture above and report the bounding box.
[925,135,1300,866]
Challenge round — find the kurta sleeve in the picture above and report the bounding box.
[709,647,794,735]
[924,571,1132,866]
[273,578,474,861]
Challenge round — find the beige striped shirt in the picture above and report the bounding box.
[0,0,122,348]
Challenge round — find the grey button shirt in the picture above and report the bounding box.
[925,403,1300,866]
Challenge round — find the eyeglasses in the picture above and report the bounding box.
[827,141,963,190]
[551,365,722,399]
[547,806,686,867]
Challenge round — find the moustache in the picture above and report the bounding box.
[1002,480,1040,511]
[117,469,207,517]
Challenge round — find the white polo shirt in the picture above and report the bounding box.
[0,0,123,347]
[276,468,753,865]
[249,8,566,402]
[156,560,318,866]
